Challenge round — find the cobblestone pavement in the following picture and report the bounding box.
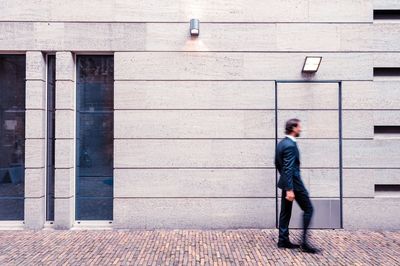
[0,229,399,265]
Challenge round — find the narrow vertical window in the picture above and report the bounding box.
[46,55,56,221]
[0,55,26,220]
[76,55,114,220]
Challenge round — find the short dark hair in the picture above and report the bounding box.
[285,118,301,135]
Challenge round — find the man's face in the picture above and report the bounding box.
[293,122,302,137]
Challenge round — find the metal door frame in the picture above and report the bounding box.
[274,80,343,229]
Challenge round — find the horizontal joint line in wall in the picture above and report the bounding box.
[115,50,378,54]
[342,109,400,111]
[25,108,46,111]
[342,138,374,140]
[114,79,373,82]
[56,79,74,82]
[113,167,340,170]
[343,167,400,169]
[114,197,275,199]
[277,109,340,111]
[26,78,45,82]
[342,197,375,199]
[114,167,274,170]
[0,20,373,24]
[114,138,340,140]
[115,109,276,111]
[25,196,45,199]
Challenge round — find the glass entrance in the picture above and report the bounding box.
[76,55,114,220]
[0,55,26,220]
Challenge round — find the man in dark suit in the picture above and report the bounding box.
[275,118,319,253]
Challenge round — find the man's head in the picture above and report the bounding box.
[285,118,301,137]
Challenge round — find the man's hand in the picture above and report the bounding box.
[286,190,295,201]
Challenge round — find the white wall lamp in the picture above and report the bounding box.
[302,56,322,73]
[190,19,200,36]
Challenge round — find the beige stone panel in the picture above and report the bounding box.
[26,51,45,81]
[340,24,373,51]
[114,110,275,138]
[372,82,400,109]
[294,139,339,168]
[56,52,74,81]
[114,169,275,198]
[24,197,45,230]
[277,83,339,109]
[114,198,275,229]
[55,168,75,198]
[114,139,275,168]
[343,169,375,198]
[343,139,400,168]
[115,52,372,81]
[55,80,75,110]
[343,198,400,229]
[115,0,310,22]
[342,81,375,109]
[33,23,64,50]
[373,24,400,51]
[0,23,34,50]
[374,169,400,186]
[55,139,74,169]
[50,0,115,22]
[26,80,46,110]
[114,81,275,110]
[25,110,45,139]
[343,81,400,110]
[54,197,74,229]
[374,0,400,10]
[342,111,374,139]
[277,24,340,51]
[55,110,74,139]
[25,168,45,198]
[1,0,371,22]
[373,110,400,126]
[374,53,400,68]
[277,110,339,139]
[63,23,146,51]
[301,169,340,197]
[308,0,372,22]
[25,139,45,168]
[146,23,277,51]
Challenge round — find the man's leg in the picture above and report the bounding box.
[294,190,314,244]
[278,190,293,244]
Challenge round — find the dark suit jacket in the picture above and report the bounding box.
[275,136,306,191]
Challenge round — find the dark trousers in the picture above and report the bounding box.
[278,189,314,244]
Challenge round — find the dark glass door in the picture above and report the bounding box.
[76,55,114,220]
[0,55,26,220]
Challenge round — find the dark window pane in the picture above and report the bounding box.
[76,55,113,220]
[0,55,25,220]
[46,55,56,221]
[0,199,24,220]
[76,198,113,221]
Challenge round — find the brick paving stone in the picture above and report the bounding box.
[0,229,399,265]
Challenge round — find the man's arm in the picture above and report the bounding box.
[282,145,296,191]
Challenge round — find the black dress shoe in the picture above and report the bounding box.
[300,243,320,254]
[277,242,301,249]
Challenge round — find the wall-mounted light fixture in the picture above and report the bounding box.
[190,19,200,36]
[302,56,322,73]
